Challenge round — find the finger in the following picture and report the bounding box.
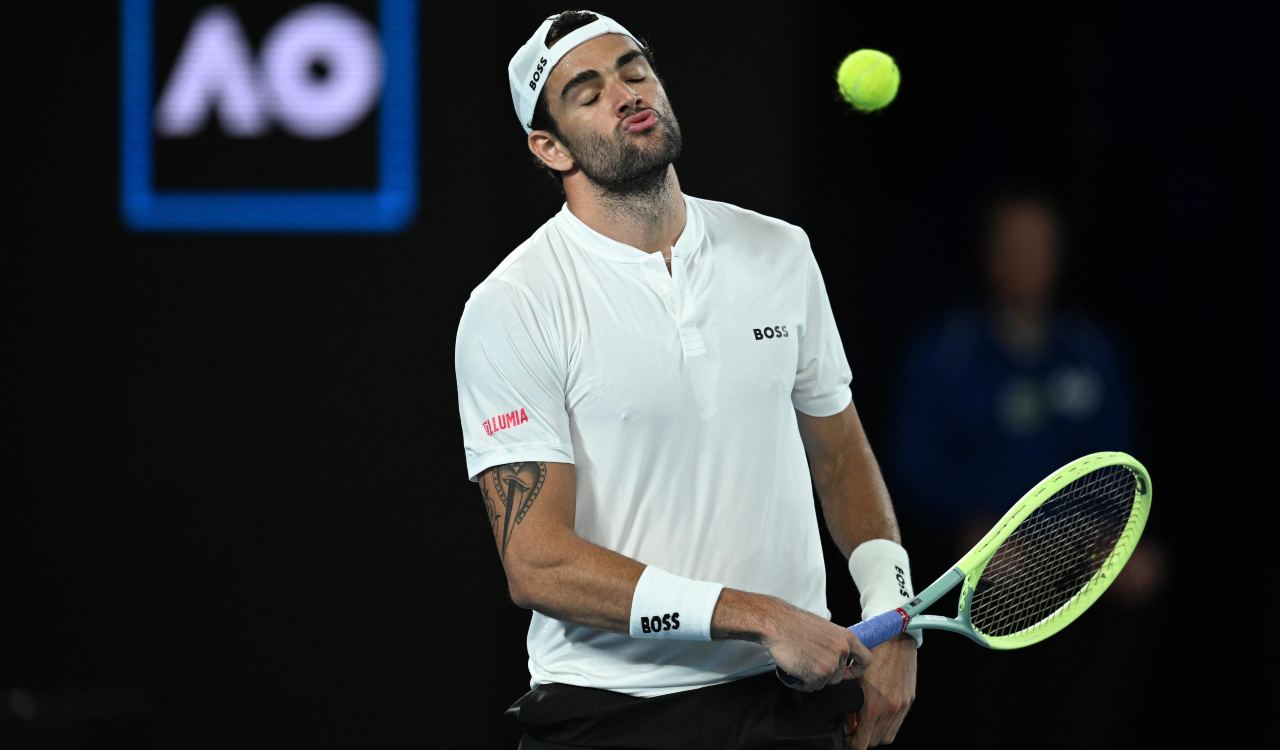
[851,634,873,665]
[844,633,873,677]
[796,657,828,692]
[842,712,859,749]
[842,651,865,680]
[882,696,912,743]
[872,692,914,746]
[867,711,891,747]
[863,697,900,748]
[794,664,822,693]
[849,713,871,750]
[825,655,848,687]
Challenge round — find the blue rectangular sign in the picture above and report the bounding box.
[120,0,418,232]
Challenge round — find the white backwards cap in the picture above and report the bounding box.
[508,11,641,134]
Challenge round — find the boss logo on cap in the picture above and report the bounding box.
[528,56,548,90]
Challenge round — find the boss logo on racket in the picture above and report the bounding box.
[639,612,681,633]
[752,325,789,340]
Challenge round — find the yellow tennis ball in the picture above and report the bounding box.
[836,49,900,112]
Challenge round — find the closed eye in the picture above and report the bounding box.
[581,76,648,105]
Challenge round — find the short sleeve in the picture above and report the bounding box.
[454,280,574,482]
[791,234,853,416]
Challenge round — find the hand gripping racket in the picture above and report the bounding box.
[777,451,1152,686]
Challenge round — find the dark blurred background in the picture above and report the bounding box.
[4,0,1264,747]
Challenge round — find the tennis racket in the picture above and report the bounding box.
[777,451,1152,687]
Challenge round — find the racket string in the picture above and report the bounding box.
[979,468,1127,633]
[969,464,1136,638]
[987,493,1112,625]
[974,467,1131,634]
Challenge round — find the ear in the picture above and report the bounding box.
[528,131,574,173]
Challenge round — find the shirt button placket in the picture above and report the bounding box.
[647,256,677,319]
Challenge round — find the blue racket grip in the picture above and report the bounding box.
[774,609,909,687]
[851,608,911,651]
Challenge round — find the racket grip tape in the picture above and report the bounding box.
[850,607,911,651]
[774,608,910,687]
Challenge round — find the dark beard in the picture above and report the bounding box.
[562,110,684,199]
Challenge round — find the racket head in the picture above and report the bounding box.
[950,452,1152,649]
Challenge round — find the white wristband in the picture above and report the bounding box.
[629,565,724,641]
[848,539,923,649]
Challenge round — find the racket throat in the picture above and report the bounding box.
[906,567,992,647]
[907,614,989,645]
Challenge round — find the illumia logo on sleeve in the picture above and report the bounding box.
[120,0,417,232]
[483,408,529,437]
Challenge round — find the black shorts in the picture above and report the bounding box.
[507,671,864,750]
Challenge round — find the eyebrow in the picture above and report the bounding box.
[560,49,650,101]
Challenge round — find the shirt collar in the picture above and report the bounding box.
[556,194,705,264]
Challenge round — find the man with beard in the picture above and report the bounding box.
[453,11,919,750]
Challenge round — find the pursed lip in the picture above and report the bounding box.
[621,109,658,132]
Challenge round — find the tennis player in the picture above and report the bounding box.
[454,11,919,749]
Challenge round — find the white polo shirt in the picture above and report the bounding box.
[454,194,853,698]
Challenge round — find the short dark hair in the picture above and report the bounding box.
[527,10,658,185]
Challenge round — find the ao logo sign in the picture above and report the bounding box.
[120,0,418,232]
[156,5,382,140]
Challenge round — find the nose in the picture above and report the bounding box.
[611,79,645,119]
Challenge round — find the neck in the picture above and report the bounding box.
[564,166,685,255]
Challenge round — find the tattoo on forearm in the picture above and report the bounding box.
[478,461,546,558]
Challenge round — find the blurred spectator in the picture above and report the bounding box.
[889,188,1165,603]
